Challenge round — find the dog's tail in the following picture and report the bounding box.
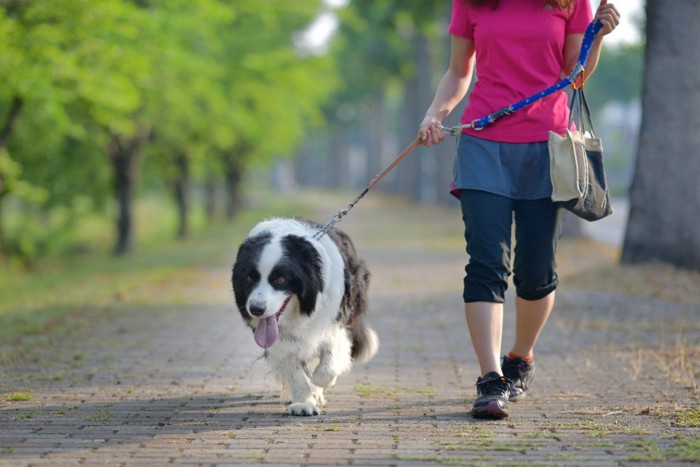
[351,322,379,363]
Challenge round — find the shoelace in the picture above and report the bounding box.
[477,375,512,395]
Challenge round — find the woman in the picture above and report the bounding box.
[418,0,619,419]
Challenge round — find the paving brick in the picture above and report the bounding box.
[1,197,699,466]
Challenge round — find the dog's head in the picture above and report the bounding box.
[231,231,325,348]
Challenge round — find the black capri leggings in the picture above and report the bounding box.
[459,189,567,303]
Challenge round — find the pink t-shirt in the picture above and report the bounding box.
[449,0,592,142]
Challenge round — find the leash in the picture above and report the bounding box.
[441,20,602,135]
[312,137,421,240]
[313,20,602,239]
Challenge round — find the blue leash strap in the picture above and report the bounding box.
[442,20,602,135]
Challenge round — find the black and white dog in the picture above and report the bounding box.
[231,218,378,416]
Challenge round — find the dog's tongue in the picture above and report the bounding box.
[254,316,278,348]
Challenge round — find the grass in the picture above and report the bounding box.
[10,409,39,421]
[559,237,700,307]
[4,390,34,402]
[668,435,700,462]
[392,453,465,465]
[555,235,700,400]
[676,408,700,427]
[627,436,700,463]
[628,439,665,462]
[540,419,652,438]
[84,410,113,423]
[353,383,395,399]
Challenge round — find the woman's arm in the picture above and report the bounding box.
[564,0,621,79]
[418,35,475,146]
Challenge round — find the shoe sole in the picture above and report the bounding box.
[471,401,509,420]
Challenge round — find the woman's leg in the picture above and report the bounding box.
[459,190,513,375]
[510,293,555,358]
[510,198,566,356]
[465,301,504,376]
[498,199,564,401]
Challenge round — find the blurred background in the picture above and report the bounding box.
[0,0,645,269]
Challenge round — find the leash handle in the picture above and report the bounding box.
[313,137,422,240]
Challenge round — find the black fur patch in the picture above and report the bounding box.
[231,232,272,325]
[327,228,372,360]
[279,234,324,315]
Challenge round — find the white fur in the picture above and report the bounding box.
[233,218,372,416]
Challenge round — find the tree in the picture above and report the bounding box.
[0,0,338,262]
[215,0,337,218]
[0,1,115,259]
[323,1,450,201]
[621,0,700,271]
[78,2,154,255]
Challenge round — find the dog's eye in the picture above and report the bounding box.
[272,276,286,285]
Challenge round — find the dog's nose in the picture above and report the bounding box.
[249,303,266,317]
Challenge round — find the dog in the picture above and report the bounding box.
[231,218,378,416]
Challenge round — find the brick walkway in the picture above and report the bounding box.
[1,194,698,465]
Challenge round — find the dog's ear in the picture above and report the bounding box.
[282,235,324,315]
[232,233,271,316]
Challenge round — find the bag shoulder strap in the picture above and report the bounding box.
[568,88,596,136]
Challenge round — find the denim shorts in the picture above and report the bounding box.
[452,134,553,200]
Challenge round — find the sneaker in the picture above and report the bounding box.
[501,355,535,402]
[471,371,511,420]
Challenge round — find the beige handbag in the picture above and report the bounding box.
[548,88,612,222]
[548,128,603,202]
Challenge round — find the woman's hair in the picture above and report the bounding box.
[469,0,575,9]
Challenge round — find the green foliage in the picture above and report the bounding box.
[586,42,644,110]
[0,0,336,263]
[0,148,47,203]
[332,1,448,102]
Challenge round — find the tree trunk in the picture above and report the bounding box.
[111,144,134,255]
[328,127,350,189]
[109,127,148,256]
[416,32,438,203]
[365,91,386,191]
[0,96,23,258]
[397,33,431,200]
[0,198,5,260]
[173,152,190,239]
[204,178,217,222]
[620,0,700,271]
[0,96,23,150]
[224,156,243,221]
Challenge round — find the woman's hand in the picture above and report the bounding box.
[595,0,620,37]
[418,115,446,147]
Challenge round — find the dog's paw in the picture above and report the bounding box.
[312,365,338,388]
[288,401,321,416]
